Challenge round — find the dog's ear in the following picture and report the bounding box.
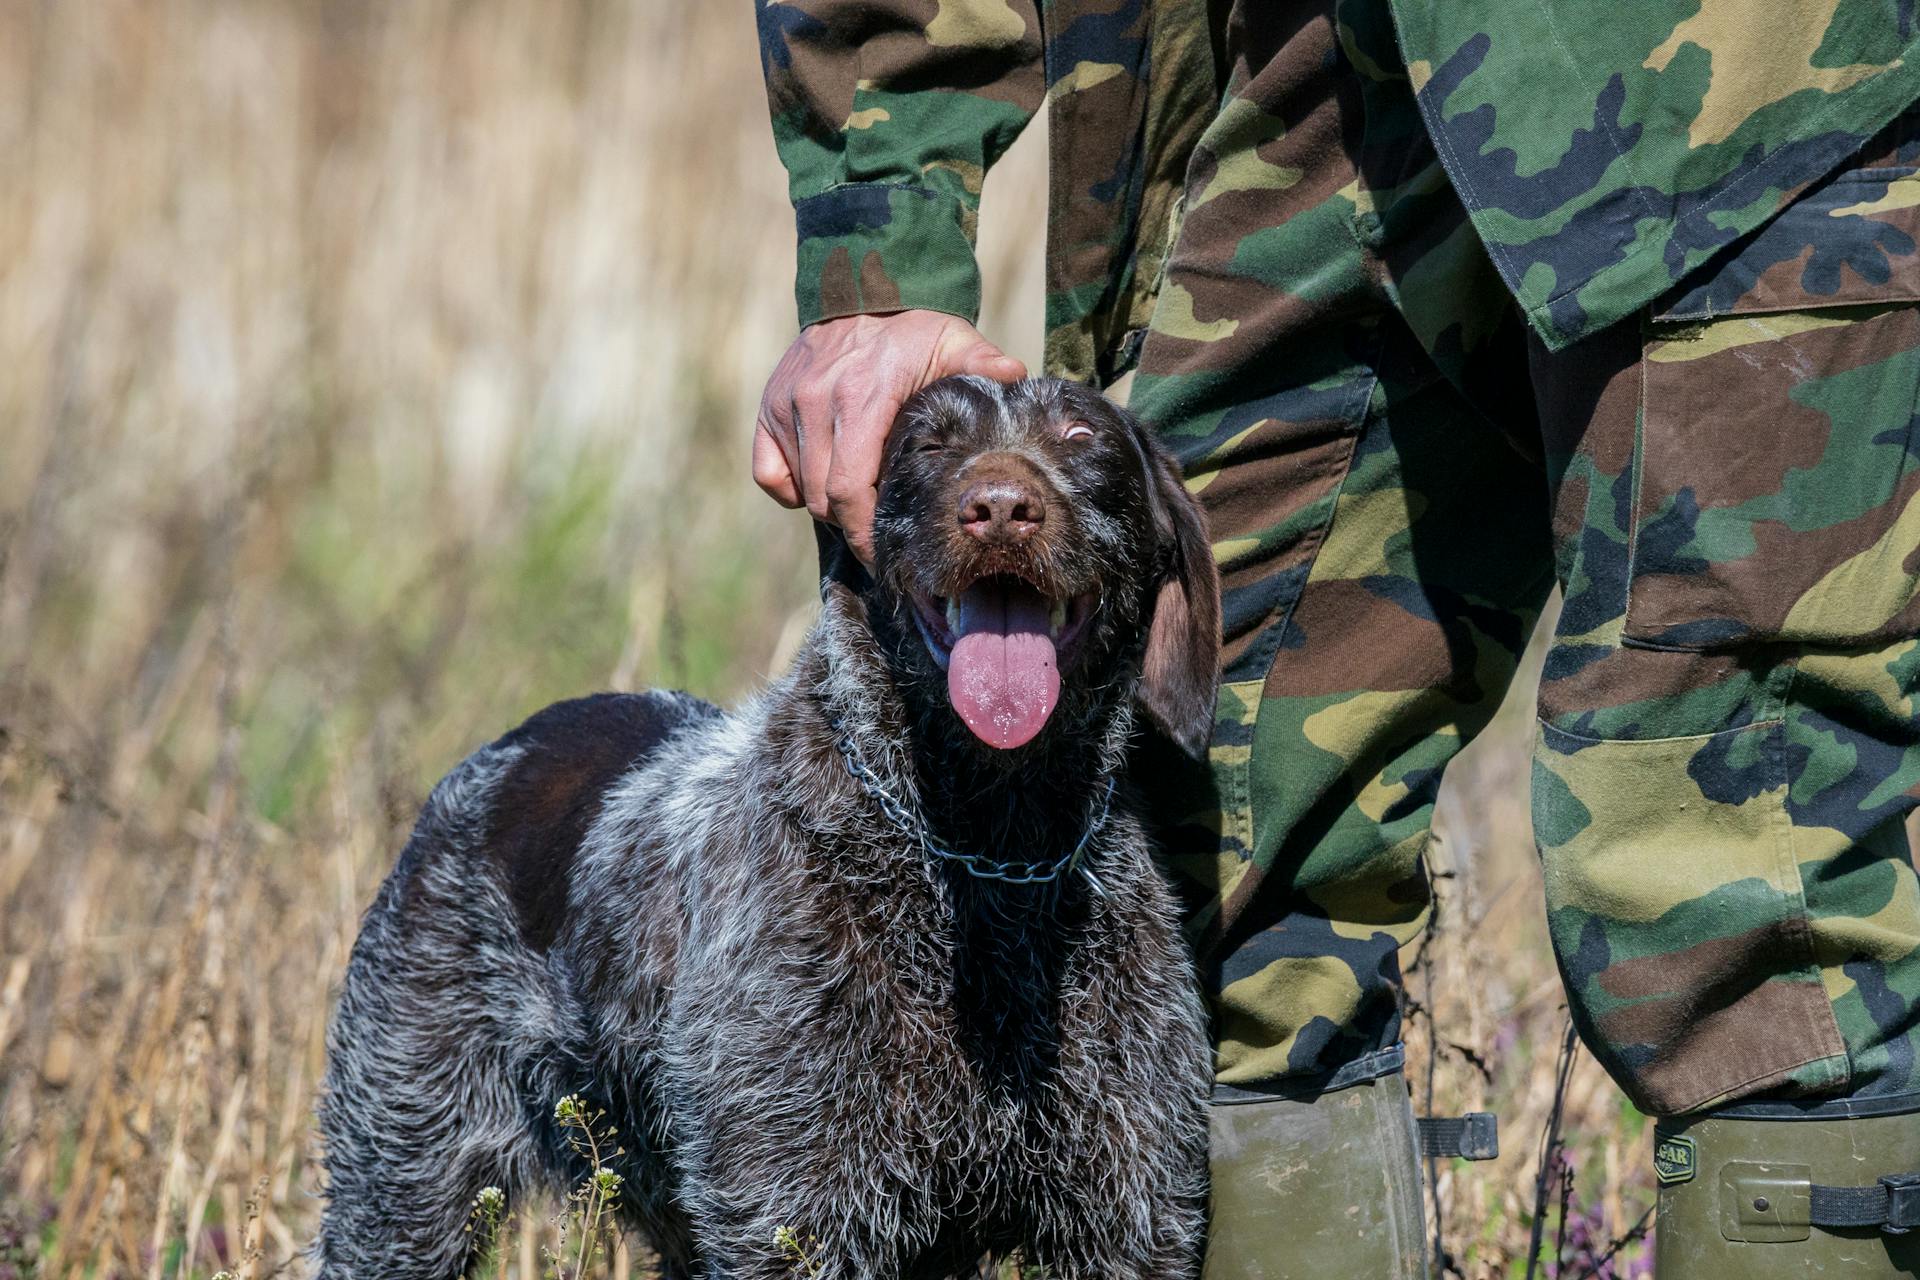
[813,519,872,598]
[1139,444,1221,758]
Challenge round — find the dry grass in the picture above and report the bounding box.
[0,2,1649,1275]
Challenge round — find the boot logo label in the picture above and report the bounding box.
[1654,1135,1696,1185]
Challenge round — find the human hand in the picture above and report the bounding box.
[753,310,1027,565]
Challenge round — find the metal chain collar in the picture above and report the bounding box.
[830,722,1116,889]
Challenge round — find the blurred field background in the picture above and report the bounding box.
[0,1,1653,1275]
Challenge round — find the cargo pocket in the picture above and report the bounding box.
[1532,719,1850,1114]
[1623,164,1920,650]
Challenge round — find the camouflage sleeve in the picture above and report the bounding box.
[754,0,1045,329]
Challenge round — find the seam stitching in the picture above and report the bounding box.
[1533,5,1662,232]
[1621,324,1650,638]
[1537,716,1783,747]
[1773,659,1853,1090]
[1678,1052,1851,1115]
[796,181,951,206]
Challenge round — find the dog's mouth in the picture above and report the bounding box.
[910,575,1097,751]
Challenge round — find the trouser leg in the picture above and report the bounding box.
[1143,0,1920,1123]
[1127,6,1550,1275]
[1526,118,1920,1271]
[1136,349,1548,1276]
[1528,304,1920,1120]
[1132,0,1550,1103]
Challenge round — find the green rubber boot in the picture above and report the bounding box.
[1202,1071,1428,1279]
[1653,1105,1920,1276]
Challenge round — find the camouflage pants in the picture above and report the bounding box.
[1131,0,1920,1116]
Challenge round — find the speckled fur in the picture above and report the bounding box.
[317,378,1215,1279]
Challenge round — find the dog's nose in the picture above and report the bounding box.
[958,476,1046,544]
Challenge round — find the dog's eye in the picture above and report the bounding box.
[1062,421,1095,443]
[913,439,945,455]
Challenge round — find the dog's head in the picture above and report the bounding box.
[858,376,1220,759]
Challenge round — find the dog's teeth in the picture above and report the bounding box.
[1049,599,1067,636]
[945,598,961,634]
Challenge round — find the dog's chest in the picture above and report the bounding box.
[823,871,1143,1091]
[833,880,1188,1218]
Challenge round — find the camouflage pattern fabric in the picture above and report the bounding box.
[1392,0,1920,351]
[1131,0,1920,1114]
[756,1,1920,384]
[1127,0,1560,1097]
[1530,214,1920,1112]
[755,0,1044,329]
[753,0,1219,386]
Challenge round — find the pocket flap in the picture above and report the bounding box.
[1654,169,1920,322]
[1627,231,1920,650]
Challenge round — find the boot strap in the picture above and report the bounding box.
[1809,1173,1920,1234]
[1416,1113,1498,1161]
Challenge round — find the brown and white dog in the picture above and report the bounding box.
[317,376,1220,1279]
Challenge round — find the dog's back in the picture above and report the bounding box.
[478,692,720,951]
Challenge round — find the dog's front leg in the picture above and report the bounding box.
[1021,1121,1208,1280]
[677,1173,918,1280]
[668,1091,928,1280]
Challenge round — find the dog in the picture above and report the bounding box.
[316,375,1220,1279]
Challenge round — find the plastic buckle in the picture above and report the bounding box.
[1458,1112,1499,1161]
[1880,1173,1920,1235]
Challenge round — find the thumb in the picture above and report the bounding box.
[936,329,1027,383]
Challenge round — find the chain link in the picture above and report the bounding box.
[831,723,1116,888]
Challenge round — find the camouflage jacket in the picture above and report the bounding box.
[755,0,1920,384]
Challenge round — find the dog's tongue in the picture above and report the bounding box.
[947,581,1060,750]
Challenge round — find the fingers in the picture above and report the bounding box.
[754,314,1026,558]
[753,376,804,507]
[791,385,836,524]
[930,321,1027,384]
[754,326,830,513]
[751,417,800,507]
[955,341,1027,383]
[825,386,889,568]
